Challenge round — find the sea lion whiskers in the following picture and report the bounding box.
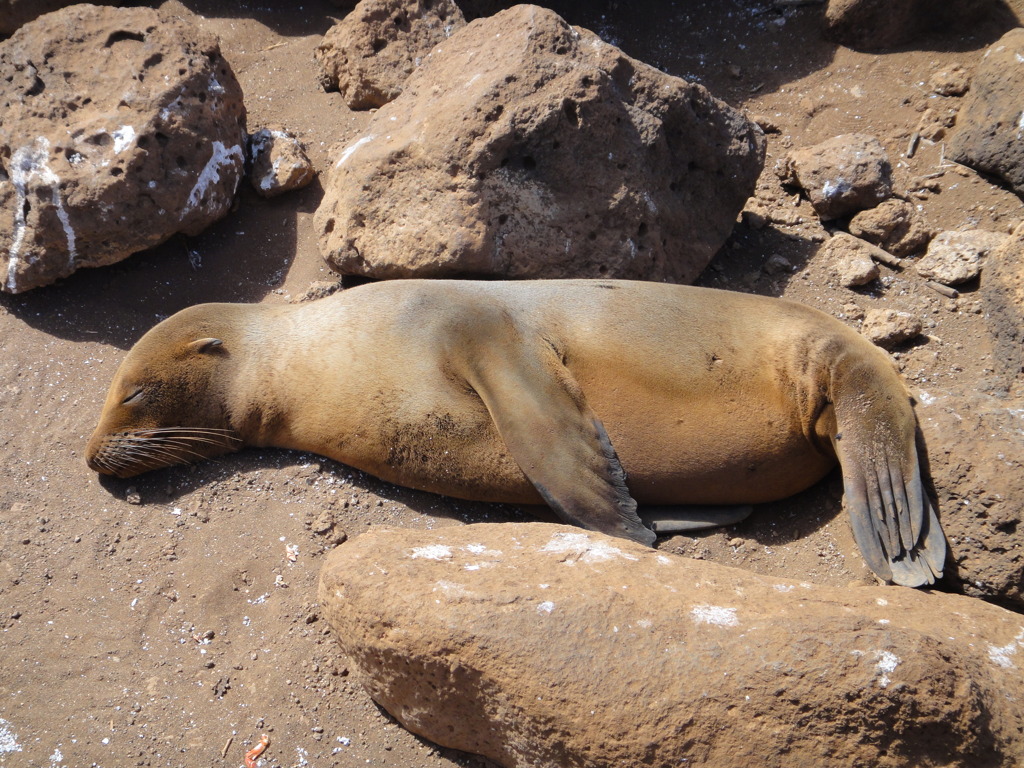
[89,426,242,476]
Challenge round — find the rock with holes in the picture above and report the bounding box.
[0,4,246,293]
[822,232,883,288]
[916,387,1024,609]
[314,5,764,283]
[780,134,892,221]
[248,128,315,198]
[848,199,934,257]
[918,224,1024,608]
[948,29,1024,198]
[914,229,1008,286]
[861,308,924,348]
[315,0,466,110]
[320,523,1024,768]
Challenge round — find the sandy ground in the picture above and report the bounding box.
[1,1,1022,766]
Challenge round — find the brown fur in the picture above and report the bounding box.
[86,279,946,586]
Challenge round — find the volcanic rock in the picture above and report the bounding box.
[780,134,892,221]
[248,128,315,198]
[917,388,1024,608]
[979,222,1024,399]
[914,229,1007,286]
[822,232,884,287]
[320,523,1024,768]
[315,0,466,110]
[861,308,923,347]
[314,5,765,283]
[0,4,246,293]
[948,29,1024,197]
[848,198,934,256]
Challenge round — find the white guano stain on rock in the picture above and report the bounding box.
[335,135,375,168]
[6,137,76,291]
[690,605,739,627]
[0,718,23,754]
[464,543,501,557]
[988,629,1024,669]
[435,580,471,598]
[112,125,136,154]
[874,650,900,687]
[183,140,244,216]
[410,544,452,560]
[822,177,851,199]
[539,531,639,564]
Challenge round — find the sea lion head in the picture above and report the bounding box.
[86,305,245,478]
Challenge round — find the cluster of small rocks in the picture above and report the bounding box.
[780,117,1011,346]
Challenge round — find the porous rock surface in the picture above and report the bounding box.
[982,222,1024,395]
[320,523,1024,768]
[861,308,924,347]
[918,223,1024,608]
[914,229,1007,286]
[919,388,1024,607]
[315,0,466,110]
[822,231,882,287]
[314,5,765,283]
[948,28,1024,197]
[823,0,993,50]
[248,128,315,198]
[0,4,246,293]
[780,134,892,220]
[848,198,933,256]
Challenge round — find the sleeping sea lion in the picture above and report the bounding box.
[85,279,946,586]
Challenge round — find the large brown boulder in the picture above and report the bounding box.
[314,5,764,283]
[320,523,1024,768]
[919,223,1024,608]
[0,4,246,293]
[918,388,1024,608]
[983,222,1024,384]
[315,0,467,110]
[948,29,1024,198]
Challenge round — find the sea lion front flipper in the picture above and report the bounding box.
[463,336,654,547]
[830,359,946,586]
[639,505,754,533]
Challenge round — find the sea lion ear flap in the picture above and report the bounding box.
[186,338,223,354]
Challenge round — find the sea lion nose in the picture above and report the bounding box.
[84,432,109,474]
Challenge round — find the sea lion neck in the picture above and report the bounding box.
[225,299,364,451]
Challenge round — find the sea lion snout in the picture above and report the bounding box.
[86,309,247,477]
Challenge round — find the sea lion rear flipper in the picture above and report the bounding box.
[831,366,946,586]
[639,505,754,533]
[463,336,654,546]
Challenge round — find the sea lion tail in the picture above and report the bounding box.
[829,354,947,587]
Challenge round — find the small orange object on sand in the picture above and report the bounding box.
[244,733,270,768]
